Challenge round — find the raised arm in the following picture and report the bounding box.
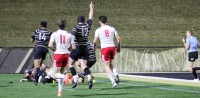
[88,1,94,20]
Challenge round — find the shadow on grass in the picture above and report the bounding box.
[99,84,171,91]
[0,85,13,87]
[70,92,137,97]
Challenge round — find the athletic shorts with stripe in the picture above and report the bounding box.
[188,51,198,62]
[53,54,69,67]
[100,47,116,62]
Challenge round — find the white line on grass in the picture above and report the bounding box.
[64,87,75,91]
[96,80,200,94]
[119,82,200,94]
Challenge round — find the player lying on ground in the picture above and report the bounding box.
[20,64,54,83]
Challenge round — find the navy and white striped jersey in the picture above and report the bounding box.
[32,28,52,48]
[87,41,96,61]
[72,19,92,46]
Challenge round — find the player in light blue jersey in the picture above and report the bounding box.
[182,29,200,81]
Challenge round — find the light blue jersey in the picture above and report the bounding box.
[186,36,199,53]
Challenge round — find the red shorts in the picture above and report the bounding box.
[101,47,116,62]
[52,54,69,67]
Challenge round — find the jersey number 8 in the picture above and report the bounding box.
[105,30,109,37]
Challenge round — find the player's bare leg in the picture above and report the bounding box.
[110,62,119,84]
[79,59,93,89]
[52,67,65,97]
[75,61,85,83]
[34,59,42,85]
[103,61,117,88]
[188,61,193,72]
[68,58,78,88]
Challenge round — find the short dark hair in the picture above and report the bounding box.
[40,21,47,28]
[58,19,67,30]
[77,16,85,23]
[99,16,107,24]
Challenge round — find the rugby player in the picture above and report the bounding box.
[93,16,121,88]
[31,21,52,85]
[49,19,75,97]
[75,40,96,89]
[68,1,94,89]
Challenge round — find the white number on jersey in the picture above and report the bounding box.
[39,33,46,40]
[81,28,88,36]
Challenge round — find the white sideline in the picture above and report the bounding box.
[15,49,33,73]
[95,80,200,94]
[119,82,200,94]
[94,73,200,87]
[119,74,199,83]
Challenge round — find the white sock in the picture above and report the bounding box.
[55,73,64,79]
[87,74,92,81]
[113,68,118,76]
[108,72,115,84]
[55,73,64,93]
[73,75,78,82]
[45,70,52,79]
[57,78,63,92]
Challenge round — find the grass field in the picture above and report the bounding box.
[1,74,200,98]
[1,0,200,47]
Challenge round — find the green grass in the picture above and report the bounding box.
[1,0,200,47]
[1,74,200,98]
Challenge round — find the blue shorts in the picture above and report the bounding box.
[33,46,48,60]
[70,45,88,61]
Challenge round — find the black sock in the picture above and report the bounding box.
[34,67,40,82]
[192,67,200,79]
[69,67,77,76]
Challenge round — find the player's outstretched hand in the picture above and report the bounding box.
[90,0,94,9]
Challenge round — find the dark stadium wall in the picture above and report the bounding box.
[1,47,200,74]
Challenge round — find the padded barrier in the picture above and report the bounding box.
[1,47,200,73]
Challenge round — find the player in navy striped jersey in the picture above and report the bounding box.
[76,41,96,89]
[31,21,52,85]
[69,1,94,89]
